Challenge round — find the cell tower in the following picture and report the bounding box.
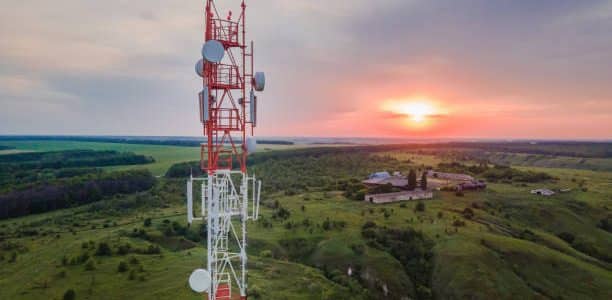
[187,0,265,299]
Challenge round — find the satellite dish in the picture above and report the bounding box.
[189,269,211,293]
[195,59,204,77]
[202,40,225,63]
[246,136,257,154]
[253,72,265,91]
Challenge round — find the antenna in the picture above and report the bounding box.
[187,0,265,299]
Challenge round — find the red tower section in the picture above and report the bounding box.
[198,0,258,175]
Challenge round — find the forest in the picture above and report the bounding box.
[0,150,154,189]
[0,150,157,219]
[0,169,155,219]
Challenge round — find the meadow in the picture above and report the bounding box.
[0,140,611,299]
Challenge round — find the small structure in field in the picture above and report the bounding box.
[531,188,555,196]
[364,190,433,204]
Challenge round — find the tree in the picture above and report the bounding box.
[117,261,128,273]
[95,242,112,256]
[407,169,417,190]
[63,289,76,300]
[420,172,428,190]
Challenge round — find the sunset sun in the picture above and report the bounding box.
[382,98,441,126]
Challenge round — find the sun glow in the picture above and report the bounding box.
[382,98,440,125]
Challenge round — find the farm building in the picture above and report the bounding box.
[531,188,555,196]
[362,171,411,188]
[364,190,433,204]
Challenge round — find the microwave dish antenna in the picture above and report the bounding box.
[189,269,212,293]
[202,40,225,63]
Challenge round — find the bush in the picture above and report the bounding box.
[143,218,152,227]
[557,232,575,244]
[63,289,76,300]
[95,242,112,256]
[260,250,272,258]
[84,258,96,271]
[117,261,128,273]
[453,220,466,227]
[462,208,475,219]
[415,202,425,212]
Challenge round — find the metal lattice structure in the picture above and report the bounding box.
[187,1,265,299]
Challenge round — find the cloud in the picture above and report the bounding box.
[0,0,610,138]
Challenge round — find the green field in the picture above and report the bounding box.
[0,141,302,176]
[1,141,611,299]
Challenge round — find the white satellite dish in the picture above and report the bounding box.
[195,59,204,77]
[202,40,225,63]
[253,72,265,91]
[189,269,211,293]
[246,136,257,154]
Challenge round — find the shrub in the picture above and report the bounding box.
[129,256,140,265]
[415,202,425,212]
[117,261,128,273]
[63,289,76,300]
[598,217,612,233]
[462,208,475,219]
[143,218,152,227]
[453,220,466,227]
[260,250,272,258]
[84,258,96,271]
[557,232,575,244]
[95,242,112,256]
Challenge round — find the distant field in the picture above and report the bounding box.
[0,141,306,176]
[486,152,612,172]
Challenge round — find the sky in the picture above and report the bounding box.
[1,0,611,139]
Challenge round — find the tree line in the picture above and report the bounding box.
[0,136,294,147]
[0,169,155,219]
[0,150,154,172]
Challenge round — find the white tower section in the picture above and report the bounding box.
[187,171,261,299]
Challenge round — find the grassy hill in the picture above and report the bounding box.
[1,141,611,299]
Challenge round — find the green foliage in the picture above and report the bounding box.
[84,258,96,271]
[462,207,474,219]
[361,223,434,299]
[278,237,318,261]
[63,289,76,300]
[0,149,153,174]
[415,202,425,212]
[117,261,128,273]
[95,242,112,256]
[480,165,553,183]
[598,217,611,233]
[0,169,156,219]
[557,232,575,244]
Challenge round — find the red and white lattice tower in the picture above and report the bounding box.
[187,1,265,299]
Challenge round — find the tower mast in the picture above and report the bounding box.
[188,1,265,299]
